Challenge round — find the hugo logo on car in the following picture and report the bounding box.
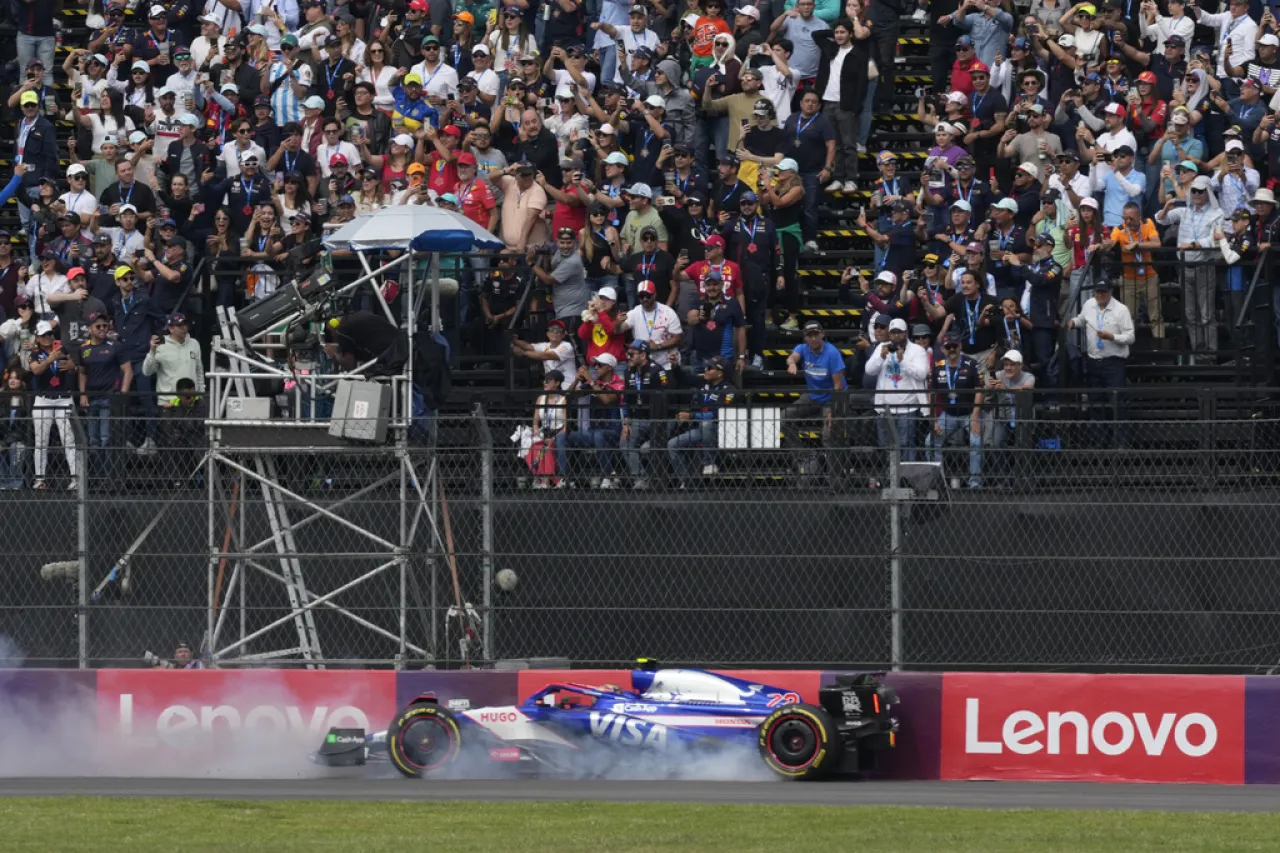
[940,673,1246,784]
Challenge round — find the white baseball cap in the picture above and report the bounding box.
[946,91,967,104]
[777,158,799,172]
[1226,139,1245,152]
[735,5,761,19]
[1058,34,1076,48]
[66,164,88,177]
[239,149,260,163]
[1017,161,1039,176]
[1002,350,1024,364]
[875,270,897,285]
[1261,33,1280,47]
[597,286,618,301]
[1191,175,1213,191]
[35,320,55,336]
[393,133,415,148]
[888,318,908,332]
[993,198,1020,212]
[148,4,167,17]
[119,204,139,214]
[951,199,973,212]
[625,182,653,198]
[303,95,325,110]
[644,94,666,108]
[131,60,150,73]
[471,44,491,55]
[599,123,616,135]
[592,352,618,368]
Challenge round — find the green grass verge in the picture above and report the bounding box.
[5,798,1280,853]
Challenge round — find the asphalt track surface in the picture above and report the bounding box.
[1,778,1277,811]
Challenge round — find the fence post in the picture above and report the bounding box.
[76,429,88,669]
[882,415,906,671]
[477,406,495,661]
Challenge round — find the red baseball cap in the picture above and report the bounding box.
[329,152,349,165]
[967,61,990,75]
[704,235,726,248]
[456,151,477,166]
[637,279,656,294]
[67,266,86,279]
[409,0,429,10]
[441,125,462,137]
[1137,71,1157,84]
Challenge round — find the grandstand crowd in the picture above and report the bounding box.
[2,0,1279,488]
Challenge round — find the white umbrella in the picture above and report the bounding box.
[322,205,505,253]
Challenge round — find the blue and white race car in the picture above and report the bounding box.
[314,662,899,780]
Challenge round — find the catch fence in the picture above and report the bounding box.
[3,386,1280,672]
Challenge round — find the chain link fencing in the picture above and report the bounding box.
[3,389,1280,672]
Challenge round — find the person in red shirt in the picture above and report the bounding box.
[577,285,628,365]
[948,37,980,97]
[424,124,462,196]
[454,152,497,231]
[543,157,590,237]
[678,234,744,312]
[689,1,731,72]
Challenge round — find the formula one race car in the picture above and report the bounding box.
[313,663,899,780]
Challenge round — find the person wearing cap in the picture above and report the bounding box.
[973,197,1030,303]
[997,101,1062,185]
[75,308,133,475]
[616,338,671,488]
[615,226,675,309]
[667,354,736,485]
[27,319,81,490]
[157,114,212,190]
[1149,107,1203,207]
[205,146,273,234]
[259,36,307,127]
[922,329,984,487]
[1093,143,1144,231]
[13,90,60,262]
[137,235,194,316]
[865,316,930,459]
[113,260,167,455]
[664,142,710,209]
[52,266,107,349]
[1067,277,1133,413]
[1249,187,1279,250]
[495,162,550,252]
[1215,206,1260,341]
[407,35,461,106]
[513,319,578,391]
[125,5,179,87]
[680,233,744,309]
[444,77,494,134]
[593,5,661,86]
[526,364,570,488]
[1011,230,1065,377]
[996,162,1046,229]
[390,72,441,133]
[1078,103,1139,186]
[684,264,747,374]
[620,277,684,370]
[1157,175,1223,353]
[1210,139,1261,224]
[558,351,626,489]
[982,348,1035,460]
[727,190,782,368]
[618,183,670,256]
[1231,33,1280,98]
[947,0,1013,70]
[189,13,229,70]
[264,123,318,199]
[783,320,845,468]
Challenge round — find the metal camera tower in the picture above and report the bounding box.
[200,209,497,668]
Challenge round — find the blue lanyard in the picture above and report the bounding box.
[964,297,980,345]
[945,363,959,391]
[119,182,134,207]
[640,252,656,275]
[1095,306,1106,348]
[325,60,342,91]
[257,232,269,252]
[678,172,692,192]
[284,149,297,173]
[1004,317,1016,343]
[971,91,985,114]
[794,114,816,143]
[743,216,759,244]
[1240,104,1257,123]
[241,177,256,206]
[721,179,739,206]
[957,180,973,204]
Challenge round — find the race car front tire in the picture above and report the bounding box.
[386,703,463,778]
[757,703,839,780]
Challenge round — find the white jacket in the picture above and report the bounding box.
[865,340,930,413]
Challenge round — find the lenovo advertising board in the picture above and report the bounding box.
[940,673,1245,784]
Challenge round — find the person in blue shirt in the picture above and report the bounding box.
[391,74,441,131]
[783,319,846,473]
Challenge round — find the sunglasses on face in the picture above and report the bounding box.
[424,45,440,50]
[942,342,959,350]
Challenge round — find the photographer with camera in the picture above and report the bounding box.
[865,317,929,461]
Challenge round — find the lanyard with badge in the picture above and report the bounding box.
[794,114,816,150]
[945,362,959,405]
[964,297,980,345]
[1095,304,1106,349]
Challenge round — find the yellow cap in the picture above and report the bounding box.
[114,265,134,280]
[20,91,39,106]
[1076,3,1097,14]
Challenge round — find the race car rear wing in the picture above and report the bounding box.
[819,673,899,723]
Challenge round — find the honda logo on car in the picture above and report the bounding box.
[963,698,1216,757]
[589,712,668,748]
[940,673,1245,784]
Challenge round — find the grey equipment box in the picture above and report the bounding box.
[224,397,273,420]
[329,379,392,442]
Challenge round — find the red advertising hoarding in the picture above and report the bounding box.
[940,673,1245,784]
[96,669,397,755]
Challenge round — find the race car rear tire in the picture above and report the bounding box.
[386,703,462,778]
[758,703,838,780]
